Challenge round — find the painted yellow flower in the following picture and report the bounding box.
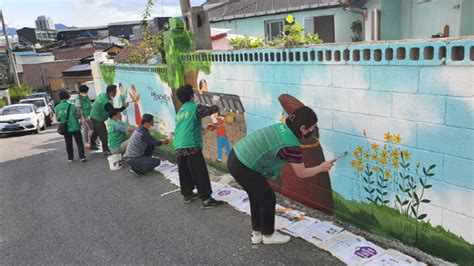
[353,150,361,158]
[402,150,412,160]
[393,134,402,144]
[380,150,388,159]
[356,146,364,153]
[356,159,364,167]
[372,165,380,171]
[392,160,400,168]
[391,148,400,160]
[370,143,379,151]
[383,169,392,179]
[371,153,378,161]
[384,132,392,143]
[379,157,388,165]
[364,151,370,159]
[416,162,421,168]
[351,160,357,168]
[357,166,364,172]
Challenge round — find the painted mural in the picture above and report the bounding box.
[96,35,474,264]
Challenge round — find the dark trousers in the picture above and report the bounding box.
[177,151,212,200]
[227,150,276,235]
[64,131,85,160]
[90,118,109,152]
[128,145,160,174]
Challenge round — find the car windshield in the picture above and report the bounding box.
[21,100,46,107]
[0,106,33,115]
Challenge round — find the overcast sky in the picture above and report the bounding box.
[2,0,206,29]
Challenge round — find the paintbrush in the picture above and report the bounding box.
[332,151,348,162]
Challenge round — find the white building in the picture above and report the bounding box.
[35,15,55,30]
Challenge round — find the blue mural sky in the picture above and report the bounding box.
[2,0,206,28]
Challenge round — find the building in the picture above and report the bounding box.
[13,52,55,73]
[51,42,121,60]
[108,20,142,40]
[131,17,170,40]
[17,27,57,44]
[21,60,80,90]
[204,0,474,43]
[35,15,55,30]
[57,26,108,41]
[61,63,92,91]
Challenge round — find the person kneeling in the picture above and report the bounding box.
[108,110,134,154]
[124,114,169,176]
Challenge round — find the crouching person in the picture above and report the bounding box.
[108,110,134,154]
[124,114,169,176]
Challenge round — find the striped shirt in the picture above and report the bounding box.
[277,146,303,163]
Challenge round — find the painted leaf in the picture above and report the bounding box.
[428,164,436,170]
[417,214,428,220]
[424,184,432,189]
[421,199,431,203]
[402,200,409,205]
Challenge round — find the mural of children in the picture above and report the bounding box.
[128,84,142,126]
[118,83,128,122]
[211,112,230,162]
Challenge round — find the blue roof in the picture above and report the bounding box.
[14,52,53,57]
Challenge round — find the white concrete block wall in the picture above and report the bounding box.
[203,59,474,244]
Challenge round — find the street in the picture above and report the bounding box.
[0,126,342,264]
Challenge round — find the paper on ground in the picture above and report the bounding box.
[303,221,345,246]
[361,249,425,266]
[280,217,319,237]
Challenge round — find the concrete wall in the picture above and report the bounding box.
[94,38,474,262]
[210,7,361,43]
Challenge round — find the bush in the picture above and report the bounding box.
[0,99,5,108]
[9,85,33,103]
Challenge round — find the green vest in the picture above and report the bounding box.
[54,100,81,133]
[173,102,202,150]
[234,123,301,179]
[77,95,92,118]
[90,93,111,121]
[108,119,127,149]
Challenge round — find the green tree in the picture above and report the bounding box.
[9,85,33,103]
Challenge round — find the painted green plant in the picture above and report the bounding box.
[351,131,434,222]
[182,52,212,75]
[99,64,116,86]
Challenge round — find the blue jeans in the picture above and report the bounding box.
[128,145,160,175]
[217,136,230,161]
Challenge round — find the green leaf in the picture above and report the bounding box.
[423,167,427,176]
[419,177,425,186]
[424,184,432,189]
[364,187,371,194]
[366,197,373,202]
[421,199,431,203]
[417,214,427,220]
[427,173,434,177]
[396,195,401,204]
[383,200,389,204]
[402,200,409,205]
[413,192,420,202]
[382,192,388,196]
[370,188,375,193]
[428,164,436,171]
[411,206,417,216]
[398,184,404,191]
[363,177,368,183]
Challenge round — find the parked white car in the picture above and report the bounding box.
[19,97,53,127]
[0,104,45,135]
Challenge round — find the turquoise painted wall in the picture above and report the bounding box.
[210,7,361,43]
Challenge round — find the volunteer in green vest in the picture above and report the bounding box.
[173,84,224,209]
[75,84,93,149]
[227,106,335,245]
[108,110,134,154]
[55,90,86,163]
[90,84,129,155]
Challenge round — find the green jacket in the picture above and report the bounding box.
[76,94,92,118]
[90,92,111,121]
[55,100,81,132]
[233,123,301,179]
[108,119,128,149]
[173,102,202,150]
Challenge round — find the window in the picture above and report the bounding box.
[264,19,284,39]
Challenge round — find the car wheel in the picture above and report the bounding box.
[46,115,52,127]
[34,121,40,134]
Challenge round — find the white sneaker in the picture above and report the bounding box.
[263,231,291,244]
[251,232,262,244]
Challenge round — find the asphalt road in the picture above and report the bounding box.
[0,126,343,265]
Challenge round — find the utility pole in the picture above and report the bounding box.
[1,9,20,105]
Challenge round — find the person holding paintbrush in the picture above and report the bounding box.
[227,106,336,245]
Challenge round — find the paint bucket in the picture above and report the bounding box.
[107,154,123,170]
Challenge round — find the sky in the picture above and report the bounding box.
[1,0,206,29]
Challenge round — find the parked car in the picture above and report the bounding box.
[0,104,45,135]
[26,92,55,115]
[19,97,53,126]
